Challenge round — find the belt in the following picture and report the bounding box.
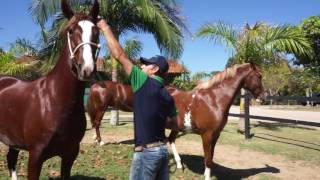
[134,141,166,152]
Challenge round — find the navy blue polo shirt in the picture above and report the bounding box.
[129,65,177,146]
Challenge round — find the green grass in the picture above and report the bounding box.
[98,120,320,164]
[218,121,320,164]
[0,120,319,179]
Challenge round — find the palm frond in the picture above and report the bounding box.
[196,21,238,52]
[123,38,143,60]
[9,38,38,57]
[135,0,184,58]
[264,25,313,57]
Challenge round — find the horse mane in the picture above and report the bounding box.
[194,63,250,90]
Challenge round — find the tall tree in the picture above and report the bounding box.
[30,0,187,125]
[0,52,39,79]
[295,16,320,66]
[196,21,312,132]
[293,16,320,96]
[102,37,143,83]
[9,38,38,57]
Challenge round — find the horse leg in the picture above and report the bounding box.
[7,147,19,180]
[210,133,220,172]
[167,130,182,169]
[61,144,80,179]
[201,131,214,180]
[27,148,45,180]
[95,110,106,146]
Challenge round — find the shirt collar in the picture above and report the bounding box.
[152,75,164,85]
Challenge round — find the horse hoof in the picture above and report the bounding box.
[99,141,106,146]
[93,134,97,139]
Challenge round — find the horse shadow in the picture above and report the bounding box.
[175,154,279,180]
[48,175,105,180]
[115,139,135,145]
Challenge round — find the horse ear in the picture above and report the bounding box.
[250,62,257,70]
[61,0,74,19]
[90,0,99,21]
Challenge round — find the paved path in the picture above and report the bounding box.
[229,105,320,123]
[97,106,320,124]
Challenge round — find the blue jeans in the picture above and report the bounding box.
[129,144,169,180]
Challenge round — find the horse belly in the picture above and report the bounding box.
[0,102,27,148]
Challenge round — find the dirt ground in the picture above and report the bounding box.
[82,128,320,180]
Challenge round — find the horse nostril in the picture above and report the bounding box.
[83,68,92,78]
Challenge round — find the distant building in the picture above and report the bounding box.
[95,57,188,84]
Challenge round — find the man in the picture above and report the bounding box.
[97,18,177,180]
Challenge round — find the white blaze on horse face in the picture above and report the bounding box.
[78,20,95,76]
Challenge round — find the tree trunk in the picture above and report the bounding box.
[110,58,119,126]
[237,88,245,133]
[269,89,273,105]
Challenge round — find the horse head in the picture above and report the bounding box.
[243,63,264,99]
[62,0,100,81]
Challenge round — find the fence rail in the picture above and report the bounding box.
[231,94,320,139]
[266,96,320,102]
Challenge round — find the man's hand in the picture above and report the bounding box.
[97,16,108,31]
[166,116,179,131]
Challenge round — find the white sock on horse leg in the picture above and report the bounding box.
[204,167,211,180]
[11,170,18,180]
[99,141,106,146]
[170,143,182,169]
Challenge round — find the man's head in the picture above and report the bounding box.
[140,55,169,77]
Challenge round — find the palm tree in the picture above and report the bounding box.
[0,47,4,54]
[102,37,143,83]
[9,38,38,57]
[196,21,313,132]
[29,0,187,125]
[0,52,39,79]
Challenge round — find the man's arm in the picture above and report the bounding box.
[97,18,132,75]
[166,116,179,131]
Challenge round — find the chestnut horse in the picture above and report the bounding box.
[87,81,133,145]
[0,0,100,179]
[87,63,264,180]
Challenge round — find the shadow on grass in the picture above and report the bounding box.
[224,127,320,151]
[252,121,317,131]
[253,135,320,151]
[177,154,279,180]
[48,175,105,180]
[116,139,135,145]
[255,133,320,146]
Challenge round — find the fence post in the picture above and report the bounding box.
[244,91,251,139]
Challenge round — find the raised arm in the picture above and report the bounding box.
[97,18,132,75]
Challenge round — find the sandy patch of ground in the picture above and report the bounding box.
[82,128,320,180]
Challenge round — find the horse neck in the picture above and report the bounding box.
[47,41,85,97]
[208,65,252,110]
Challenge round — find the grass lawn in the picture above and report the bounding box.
[0,120,319,179]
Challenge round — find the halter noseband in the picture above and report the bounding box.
[67,32,101,60]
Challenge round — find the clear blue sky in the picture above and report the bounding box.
[1,0,320,74]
